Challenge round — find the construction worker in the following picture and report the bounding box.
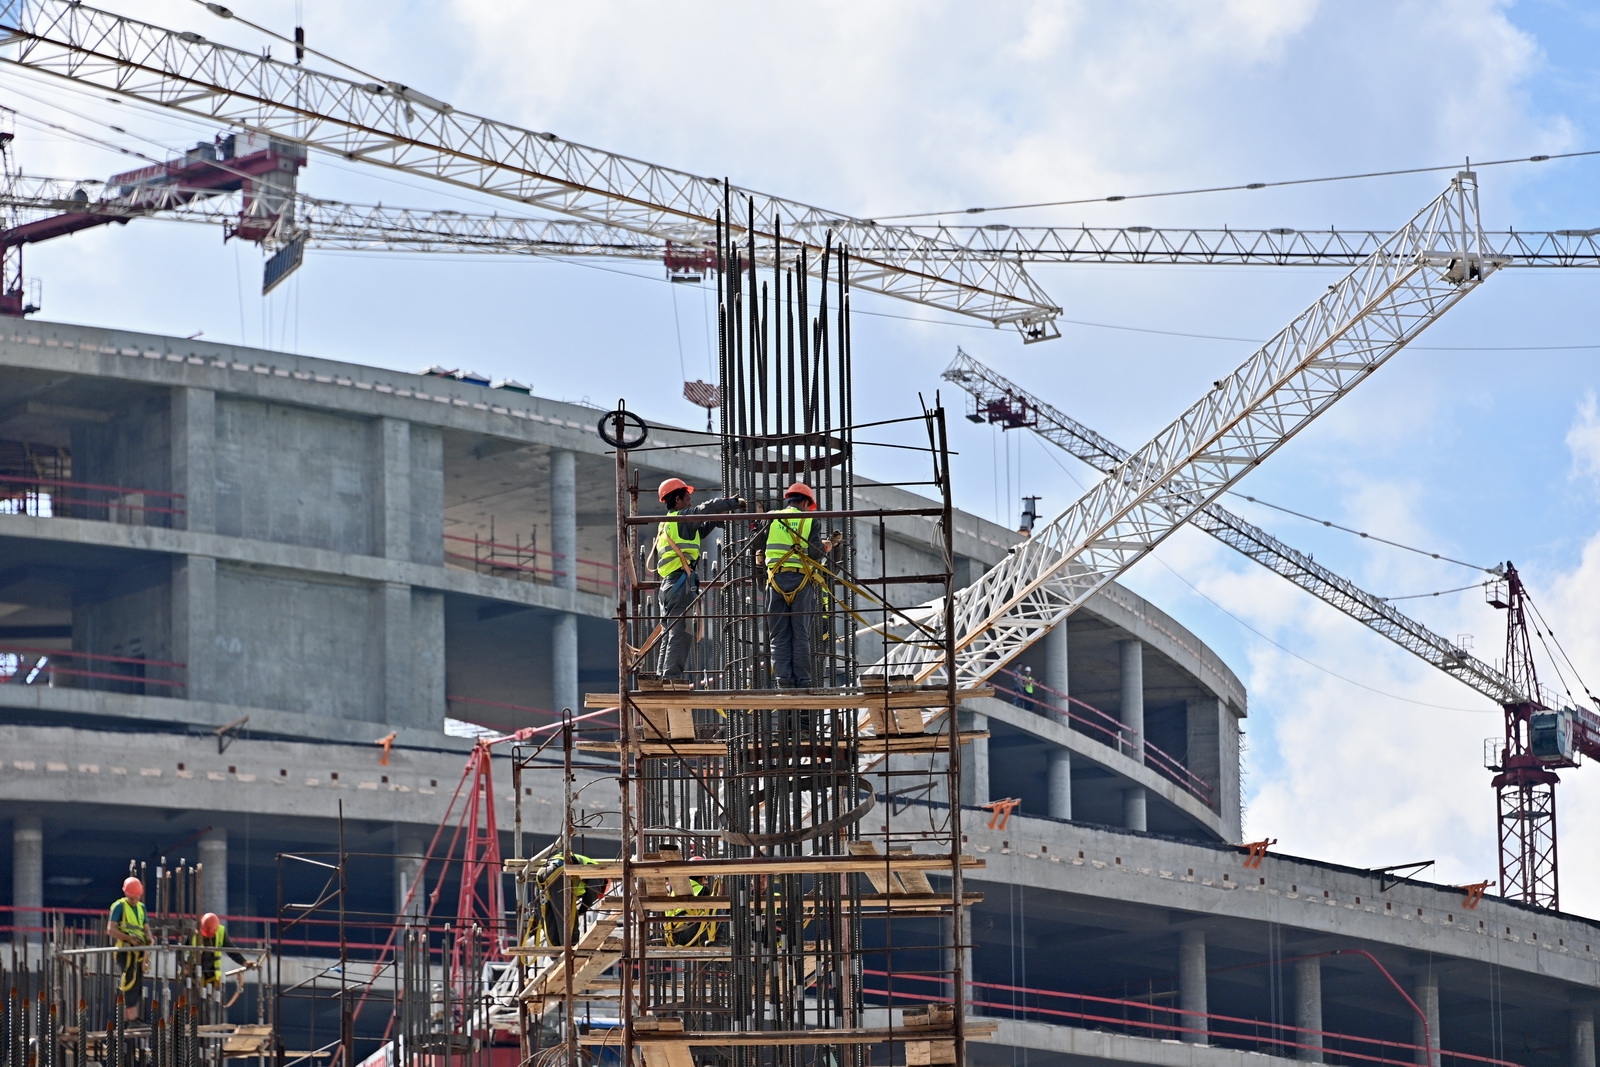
[1019,666,1038,712]
[106,877,148,1022]
[193,912,253,990]
[761,481,837,689]
[654,477,744,681]
[529,853,611,946]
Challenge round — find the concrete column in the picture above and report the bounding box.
[395,835,426,922]
[961,713,990,807]
[1047,751,1072,820]
[12,815,42,943]
[553,613,579,714]
[1119,639,1148,830]
[1178,929,1208,1045]
[1413,973,1440,1067]
[382,582,418,727]
[170,386,215,533]
[171,554,218,703]
[551,451,577,591]
[551,450,580,715]
[1118,639,1145,760]
[1295,956,1323,1062]
[198,828,228,918]
[1573,1008,1596,1067]
[1041,623,1069,725]
[1123,788,1148,832]
[375,417,412,561]
[943,902,972,1008]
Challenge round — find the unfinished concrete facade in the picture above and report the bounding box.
[0,318,1592,1066]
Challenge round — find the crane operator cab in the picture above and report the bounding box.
[1531,708,1578,766]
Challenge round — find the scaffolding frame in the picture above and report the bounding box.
[511,220,987,1067]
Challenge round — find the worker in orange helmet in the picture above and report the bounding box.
[193,912,254,992]
[760,481,838,689]
[106,876,149,1022]
[654,477,744,681]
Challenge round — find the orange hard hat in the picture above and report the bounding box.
[784,481,816,507]
[658,477,694,502]
[123,877,144,900]
[200,913,221,937]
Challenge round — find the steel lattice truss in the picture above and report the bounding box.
[0,176,667,256]
[0,0,1061,337]
[883,175,1497,687]
[10,175,1600,272]
[904,223,1600,266]
[941,348,1524,704]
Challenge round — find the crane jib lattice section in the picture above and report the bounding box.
[0,0,1059,335]
[878,174,1497,689]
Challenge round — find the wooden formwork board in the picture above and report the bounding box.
[578,1024,992,1048]
[576,730,988,758]
[585,687,991,711]
[569,854,982,880]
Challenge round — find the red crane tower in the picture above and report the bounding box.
[1486,563,1583,911]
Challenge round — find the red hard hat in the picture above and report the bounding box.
[200,913,220,937]
[658,477,694,502]
[123,877,144,900]
[784,481,816,507]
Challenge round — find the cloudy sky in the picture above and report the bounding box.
[5,2,1599,912]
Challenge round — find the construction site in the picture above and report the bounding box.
[0,4,1598,1067]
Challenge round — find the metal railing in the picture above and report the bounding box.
[0,473,186,528]
[997,668,1213,805]
[863,970,1524,1067]
[443,532,617,595]
[0,646,186,693]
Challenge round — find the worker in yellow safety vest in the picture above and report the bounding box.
[193,912,253,989]
[106,877,149,1022]
[760,481,837,689]
[654,477,743,681]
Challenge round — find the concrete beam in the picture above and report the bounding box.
[0,726,600,838]
[961,813,1600,989]
[0,512,612,620]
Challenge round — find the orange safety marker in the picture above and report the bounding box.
[375,731,397,766]
[1458,880,1494,909]
[982,797,1021,831]
[1241,838,1278,868]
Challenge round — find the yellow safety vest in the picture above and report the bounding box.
[194,925,228,983]
[764,507,813,571]
[109,897,147,944]
[655,511,702,578]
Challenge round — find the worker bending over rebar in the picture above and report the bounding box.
[653,477,744,682]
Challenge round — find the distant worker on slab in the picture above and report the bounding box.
[761,481,838,689]
[655,477,744,682]
[194,912,253,990]
[106,876,148,1022]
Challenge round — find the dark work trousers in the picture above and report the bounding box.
[767,570,816,687]
[657,571,698,679]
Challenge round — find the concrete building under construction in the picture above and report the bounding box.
[1,315,1597,1067]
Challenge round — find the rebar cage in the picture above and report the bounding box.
[510,208,987,1067]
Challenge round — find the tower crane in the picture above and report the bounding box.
[0,0,1062,339]
[872,170,1495,823]
[943,347,1600,909]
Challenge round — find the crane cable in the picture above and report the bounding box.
[871,148,1600,221]
[1230,494,1495,573]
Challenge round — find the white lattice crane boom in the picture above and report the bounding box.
[882,173,1498,687]
[0,0,1062,338]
